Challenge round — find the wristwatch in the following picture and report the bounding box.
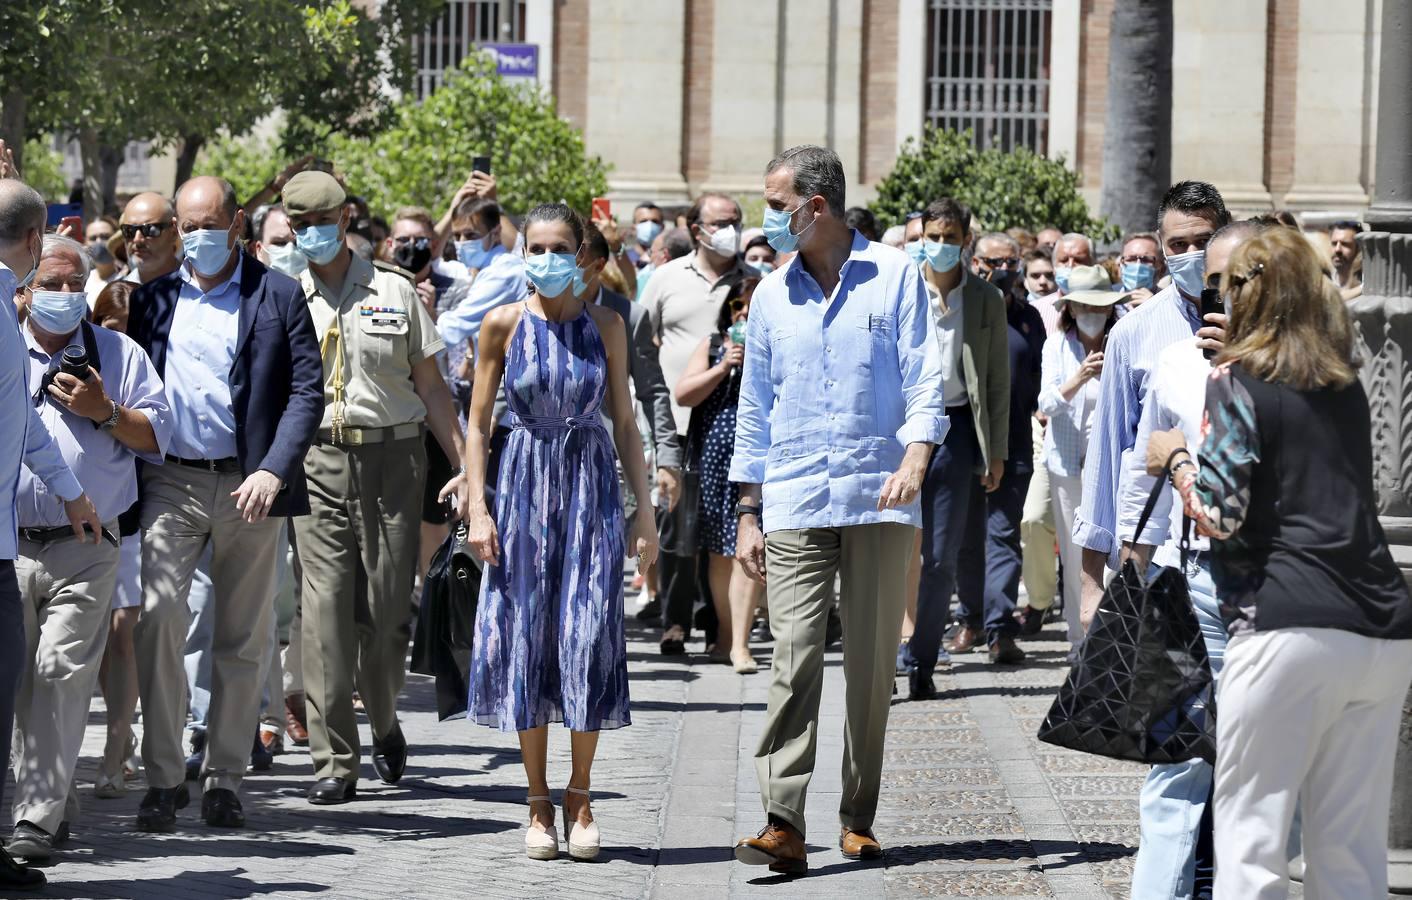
[735,502,762,520]
[99,400,120,431]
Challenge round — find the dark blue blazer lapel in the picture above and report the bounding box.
[232,250,264,367]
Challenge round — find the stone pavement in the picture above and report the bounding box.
[15,589,1155,900]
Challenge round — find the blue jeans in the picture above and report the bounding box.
[905,405,978,674]
[181,544,216,735]
[955,461,1028,642]
[1133,560,1302,897]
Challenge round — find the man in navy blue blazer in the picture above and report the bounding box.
[126,176,323,833]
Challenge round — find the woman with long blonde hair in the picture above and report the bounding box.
[1147,226,1412,899]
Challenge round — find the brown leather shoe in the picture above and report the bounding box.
[284,694,309,747]
[946,623,983,655]
[839,827,883,860]
[735,821,807,875]
[989,634,1027,665]
[259,729,283,755]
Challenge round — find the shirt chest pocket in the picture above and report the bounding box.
[768,326,804,382]
[357,304,409,368]
[853,312,897,371]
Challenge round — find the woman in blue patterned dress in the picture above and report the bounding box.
[676,277,764,673]
[459,203,658,862]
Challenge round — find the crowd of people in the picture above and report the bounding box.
[0,133,1403,900]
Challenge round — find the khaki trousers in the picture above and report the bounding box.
[12,530,120,834]
[135,464,282,792]
[293,436,425,782]
[1020,417,1057,610]
[756,522,912,836]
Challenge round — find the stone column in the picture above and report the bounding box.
[1351,0,1412,891]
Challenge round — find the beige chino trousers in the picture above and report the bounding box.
[11,530,121,834]
[755,522,913,836]
[136,464,282,793]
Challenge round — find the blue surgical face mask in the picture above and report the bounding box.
[923,241,961,273]
[27,289,89,336]
[295,222,344,266]
[905,241,925,266]
[1165,249,1206,298]
[457,238,496,271]
[761,201,815,253]
[747,260,774,277]
[524,251,581,298]
[263,242,307,278]
[635,220,663,248]
[181,225,236,278]
[1055,265,1073,294]
[1120,261,1155,292]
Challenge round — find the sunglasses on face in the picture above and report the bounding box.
[977,257,1018,269]
[730,298,751,312]
[392,235,431,248]
[121,222,172,240]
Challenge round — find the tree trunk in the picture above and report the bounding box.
[174,134,205,190]
[77,129,104,224]
[0,89,27,174]
[1098,0,1173,235]
[98,143,124,215]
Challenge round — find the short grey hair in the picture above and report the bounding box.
[977,232,1021,257]
[1059,232,1093,255]
[0,179,47,245]
[42,233,92,281]
[765,145,846,218]
[881,224,906,248]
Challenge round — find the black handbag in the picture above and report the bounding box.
[1037,475,1218,765]
[410,518,481,721]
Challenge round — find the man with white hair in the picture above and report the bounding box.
[1052,232,1095,295]
[7,234,172,863]
[0,167,103,891]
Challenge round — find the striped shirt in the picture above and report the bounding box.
[1071,284,1201,566]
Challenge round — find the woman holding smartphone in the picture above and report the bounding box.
[675,277,763,673]
[459,203,658,863]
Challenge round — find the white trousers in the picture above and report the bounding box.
[1214,626,1412,900]
[1047,471,1084,645]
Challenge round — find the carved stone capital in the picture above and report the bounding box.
[1351,232,1412,517]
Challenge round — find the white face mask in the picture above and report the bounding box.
[702,224,739,257]
[1075,310,1108,339]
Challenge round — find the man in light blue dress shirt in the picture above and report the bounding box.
[730,146,946,874]
[8,234,173,863]
[0,175,103,892]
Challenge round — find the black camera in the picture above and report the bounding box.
[60,347,93,382]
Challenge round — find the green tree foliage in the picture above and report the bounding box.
[21,137,68,201]
[327,55,610,217]
[870,128,1116,241]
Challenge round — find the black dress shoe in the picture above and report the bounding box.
[248,734,274,772]
[307,777,357,805]
[908,672,937,702]
[53,822,70,847]
[201,788,245,828]
[136,784,190,833]
[0,846,44,891]
[989,635,1027,665]
[634,598,661,622]
[372,724,407,784]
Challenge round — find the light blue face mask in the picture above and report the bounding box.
[1055,265,1073,294]
[747,260,774,277]
[181,226,236,278]
[524,251,581,298]
[762,201,815,253]
[457,238,496,271]
[1165,249,1206,298]
[295,223,344,266]
[635,220,663,248]
[923,240,961,273]
[28,289,89,336]
[905,241,925,266]
[1121,261,1155,292]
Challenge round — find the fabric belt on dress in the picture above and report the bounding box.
[316,422,423,447]
[510,412,603,434]
[165,454,242,474]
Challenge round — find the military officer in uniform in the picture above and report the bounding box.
[281,172,465,805]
